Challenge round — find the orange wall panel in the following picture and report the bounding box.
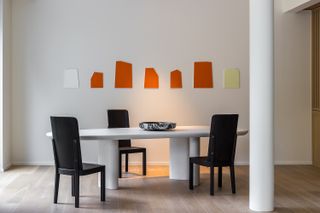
[170,70,182,88]
[194,61,213,88]
[144,68,159,88]
[90,72,104,88]
[115,61,133,88]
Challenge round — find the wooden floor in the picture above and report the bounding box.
[0,165,320,213]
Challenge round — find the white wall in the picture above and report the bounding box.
[0,0,11,171]
[11,0,250,165]
[10,0,311,166]
[275,1,312,164]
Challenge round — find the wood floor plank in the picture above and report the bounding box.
[0,165,319,212]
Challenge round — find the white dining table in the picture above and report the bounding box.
[46,126,248,190]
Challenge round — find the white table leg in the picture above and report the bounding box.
[189,137,200,186]
[169,138,189,180]
[98,140,119,189]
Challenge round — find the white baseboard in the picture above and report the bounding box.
[126,161,313,166]
[11,160,313,167]
[234,161,312,165]
[12,161,54,166]
[12,161,170,166]
[129,161,247,166]
[274,161,312,165]
[232,161,313,166]
[127,161,169,166]
[235,161,249,166]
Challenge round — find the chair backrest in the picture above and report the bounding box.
[107,109,131,147]
[50,116,82,170]
[207,114,239,165]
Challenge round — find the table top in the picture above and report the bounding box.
[46,126,248,140]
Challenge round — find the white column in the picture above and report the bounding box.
[98,140,119,189]
[0,0,12,172]
[0,0,4,172]
[250,0,274,212]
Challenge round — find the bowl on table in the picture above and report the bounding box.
[139,122,176,131]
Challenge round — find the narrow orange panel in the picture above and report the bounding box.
[90,72,104,88]
[115,61,133,88]
[194,61,213,88]
[170,70,182,88]
[144,68,159,88]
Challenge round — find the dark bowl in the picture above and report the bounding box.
[139,122,176,131]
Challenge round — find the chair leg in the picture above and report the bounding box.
[143,150,147,176]
[210,166,214,196]
[230,166,236,194]
[54,173,60,203]
[218,166,222,188]
[189,160,194,190]
[101,167,106,201]
[71,176,75,196]
[74,174,80,208]
[119,153,122,178]
[125,153,129,172]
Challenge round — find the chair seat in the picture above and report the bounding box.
[58,163,105,176]
[81,163,105,175]
[190,156,212,167]
[190,156,231,167]
[119,146,146,153]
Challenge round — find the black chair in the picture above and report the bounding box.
[50,116,105,208]
[107,110,146,178]
[189,114,239,196]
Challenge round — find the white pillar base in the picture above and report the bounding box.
[98,140,119,189]
[189,137,200,186]
[169,138,189,180]
[169,137,200,185]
